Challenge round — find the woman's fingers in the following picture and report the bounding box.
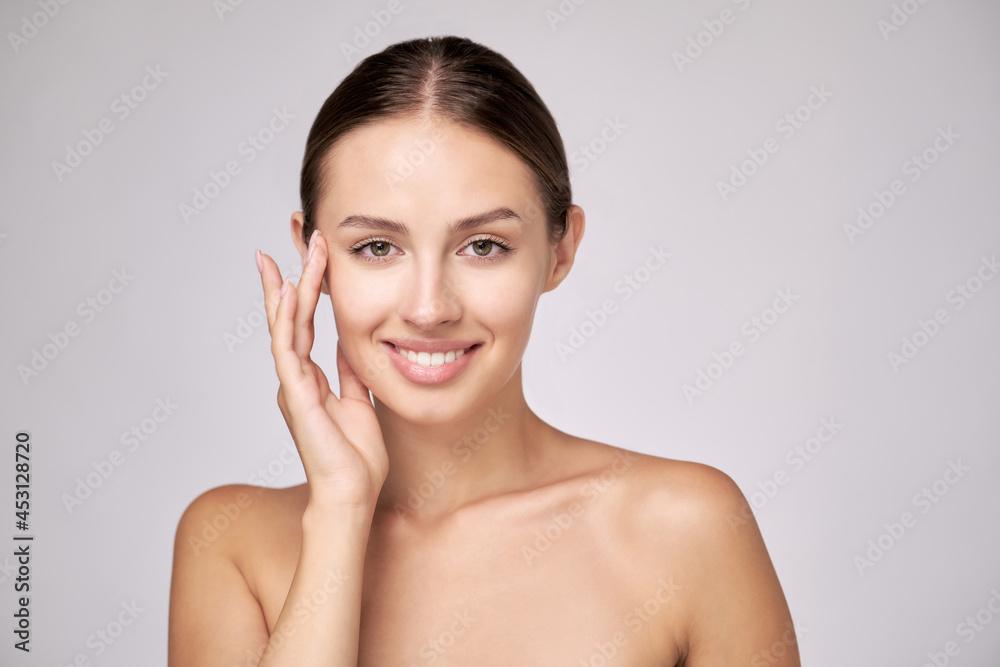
[257,249,305,382]
[259,244,357,420]
[255,251,305,386]
[292,230,328,359]
[257,249,284,331]
[257,248,387,506]
[336,341,373,404]
[269,276,305,385]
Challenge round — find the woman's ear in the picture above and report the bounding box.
[543,205,585,293]
[290,211,329,294]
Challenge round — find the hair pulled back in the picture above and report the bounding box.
[299,35,571,246]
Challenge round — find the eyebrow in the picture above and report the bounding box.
[336,207,521,235]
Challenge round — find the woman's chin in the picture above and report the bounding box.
[377,401,461,428]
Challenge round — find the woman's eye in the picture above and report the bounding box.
[368,240,392,257]
[461,237,511,260]
[470,239,494,256]
[350,238,399,261]
[351,237,511,263]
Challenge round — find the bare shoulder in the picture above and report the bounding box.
[168,483,309,664]
[578,444,769,571]
[571,442,800,665]
[619,454,776,580]
[175,483,308,542]
[624,453,753,535]
[566,439,749,526]
[175,483,313,608]
[173,482,308,566]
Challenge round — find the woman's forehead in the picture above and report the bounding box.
[317,117,544,227]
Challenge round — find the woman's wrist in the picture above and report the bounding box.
[302,496,376,534]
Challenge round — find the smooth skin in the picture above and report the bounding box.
[168,115,801,666]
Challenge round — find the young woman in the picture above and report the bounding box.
[168,35,800,666]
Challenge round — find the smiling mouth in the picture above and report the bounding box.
[391,344,478,367]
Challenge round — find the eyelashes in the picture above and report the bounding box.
[347,235,515,264]
[463,236,515,262]
[348,238,396,261]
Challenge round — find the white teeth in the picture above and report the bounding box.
[395,345,469,367]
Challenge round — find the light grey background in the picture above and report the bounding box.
[2,0,998,665]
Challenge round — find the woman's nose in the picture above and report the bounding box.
[399,265,462,330]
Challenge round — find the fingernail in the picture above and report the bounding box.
[306,229,319,263]
[279,279,289,300]
[255,249,263,274]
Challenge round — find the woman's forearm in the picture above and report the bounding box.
[256,504,375,666]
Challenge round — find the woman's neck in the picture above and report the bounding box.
[371,369,555,524]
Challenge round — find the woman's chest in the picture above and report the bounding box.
[253,490,684,665]
[352,508,682,666]
[356,571,680,666]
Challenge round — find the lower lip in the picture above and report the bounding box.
[384,342,478,385]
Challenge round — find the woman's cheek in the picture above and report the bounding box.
[481,272,539,330]
[327,264,368,334]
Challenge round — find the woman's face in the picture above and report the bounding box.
[300,116,573,424]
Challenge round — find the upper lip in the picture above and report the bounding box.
[384,338,480,354]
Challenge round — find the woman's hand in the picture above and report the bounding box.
[256,230,389,512]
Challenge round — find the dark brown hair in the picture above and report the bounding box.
[298,35,571,246]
